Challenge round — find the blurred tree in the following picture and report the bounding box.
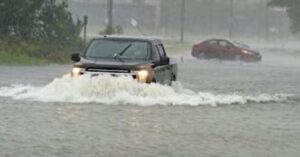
[268,0,300,34]
[37,0,82,44]
[0,0,43,38]
[0,0,82,43]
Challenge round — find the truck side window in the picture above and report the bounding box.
[157,44,166,58]
[152,44,160,61]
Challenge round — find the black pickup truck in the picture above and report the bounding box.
[70,36,177,85]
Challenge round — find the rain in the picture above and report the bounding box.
[0,0,300,157]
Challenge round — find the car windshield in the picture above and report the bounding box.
[84,39,150,60]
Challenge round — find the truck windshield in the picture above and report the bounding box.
[84,39,150,60]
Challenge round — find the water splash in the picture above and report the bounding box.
[0,75,291,106]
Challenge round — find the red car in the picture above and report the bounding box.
[191,39,262,62]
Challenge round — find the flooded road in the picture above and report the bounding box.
[0,49,300,157]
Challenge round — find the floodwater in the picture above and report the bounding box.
[0,49,300,157]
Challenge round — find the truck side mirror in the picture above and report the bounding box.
[71,53,80,62]
[161,57,170,65]
[165,57,170,64]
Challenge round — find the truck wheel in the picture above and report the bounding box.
[172,74,177,82]
[151,78,157,84]
[168,74,176,86]
[168,80,172,86]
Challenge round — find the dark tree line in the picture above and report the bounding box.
[0,0,82,44]
[0,0,84,63]
[269,0,300,34]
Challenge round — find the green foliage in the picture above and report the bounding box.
[0,52,49,65]
[0,37,39,56]
[0,0,83,42]
[115,25,124,34]
[0,37,45,65]
[0,36,84,64]
[99,25,124,35]
[37,0,83,44]
[0,0,84,64]
[269,0,300,34]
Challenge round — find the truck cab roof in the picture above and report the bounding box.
[93,35,163,44]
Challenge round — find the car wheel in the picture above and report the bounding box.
[234,55,241,61]
[197,52,206,59]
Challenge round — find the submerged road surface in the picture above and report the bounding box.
[0,49,300,157]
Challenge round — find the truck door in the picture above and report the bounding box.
[158,44,172,84]
[153,44,171,84]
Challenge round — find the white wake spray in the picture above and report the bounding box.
[0,75,291,106]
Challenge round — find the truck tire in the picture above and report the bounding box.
[168,74,176,86]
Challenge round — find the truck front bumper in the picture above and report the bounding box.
[71,68,153,83]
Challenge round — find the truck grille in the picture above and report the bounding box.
[86,68,130,73]
[85,68,136,79]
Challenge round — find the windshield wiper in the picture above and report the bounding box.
[113,43,132,60]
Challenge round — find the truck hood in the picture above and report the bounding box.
[77,58,153,71]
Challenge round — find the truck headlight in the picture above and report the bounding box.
[136,70,149,83]
[71,67,84,77]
